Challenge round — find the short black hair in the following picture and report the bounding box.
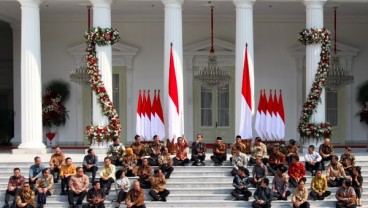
[135,135,141,140]
[238,166,246,173]
[65,157,72,162]
[261,178,269,186]
[289,139,296,145]
[153,135,158,140]
[92,181,100,186]
[216,137,222,141]
[42,168,50,174]
[76,166,83,172]
[87,148,93,154]
[14,167,20,172]
[344,179,351,187]
[104,156,111,161]
[236,135,241,139]
[298,177,307,184]
[112,137,119,142]
[292,155,300,161]
[34,156,40,161]
[255,137,262,142]
[154,168,160,175]
[308,145,315,150]
[332,155,339,161]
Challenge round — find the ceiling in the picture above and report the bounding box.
[0,0,368,24]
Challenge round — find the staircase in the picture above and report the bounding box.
[0,152,367,208]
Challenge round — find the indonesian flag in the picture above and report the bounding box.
[136,90,143,137]
[239,44,253,139]
[255,90,263,138]
[155,90,165,139]
[272,90,278,140]
[266,90,273,139]
[168,44,180,140]
[276,90,285,140]
[151,90,157,136]
[260,90,268,139]
[143,91,152,140]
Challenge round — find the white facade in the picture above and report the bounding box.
[0,0,367,147]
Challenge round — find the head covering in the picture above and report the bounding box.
[125,147,133,156]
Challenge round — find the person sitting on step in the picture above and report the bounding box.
[15,182,35,208]
[286,139,299,165]
[28,156,45,190]
[340,147,355,176]
[231,145,249,176]
[252,178,272,208]
[249,137,268,166]
[191,134,207,166]
[173,137,190,166]
[125,181,146,208]
[335,179,357,208]
[350,166,363,207]
[319,138,334,170]
[137,158,152,189]
[122,148,138,177]
[148,135,163,166]
[107,138,125,166]
[82,148,99,183]
[99,157,116,195]
[130,135,145,166]
[85,181,105,208]
[326,155,346,187]
[309,169,331,200]
[249,156,268,188]
[49,146,65,183]
[158,147,174,179]
[60,157,76,195]
[267,146,286,176]
[149,169,170,202]
[210,137,227,166]
[288,155,306,188]
[68,167,89,208]
[304,145,322,176]
[35,168,54,208]
[291,177,310,208]
[3,168,25,208]
[272,166,291,201]
[231,166,252,201]
[230,135,246,162]
[115,170,131,208]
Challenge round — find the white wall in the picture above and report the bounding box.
[10,15,368,145]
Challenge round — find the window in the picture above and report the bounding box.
[326,88,338,126]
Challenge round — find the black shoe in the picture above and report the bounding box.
[161,197,167,202]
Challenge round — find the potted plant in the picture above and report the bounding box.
[357,80,368,125]
[42,80,70,146]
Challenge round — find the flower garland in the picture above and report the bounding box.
[297,28,333,139]
[84,27,122,143]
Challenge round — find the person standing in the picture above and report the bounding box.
[107,138,126,166]
[86,181,106,208]
[319,138,334,170]
[309,169,331,200]
[252,178,272,208]
[191,134,207,166]
[35,168,54,208]
[68,167,89,208]
[60,157,77,195]
[3,168,25,208]
[125,181,146,208]
[83,148,99,183]
[99,157,116,195]
[304,145,322,176]
[149,169,170,202]
[29,156,45,190]
[291,178,310,208]
[210,137,227,166]
[49,146,65,183]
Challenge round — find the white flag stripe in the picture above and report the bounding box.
[239,96,253,139]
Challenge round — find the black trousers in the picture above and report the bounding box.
[353,187,362,198]
[173,158,190,166]
[286,155,293,165]
[321,155,332,170]
[336,202,356,208]
[252,201,271,208]
[82,203,105,208]
[231,188,252,201]
[148,157,159,166]
[328,178,344,187]
[149,189,170,201]
[15,204,34,208]
[305,162,321,175]
[61,176,72,192]
[267,164,285,176]
[5,188,20,204]
[51,166,61,182]
[293,202,310,208]
[273,190,291,200]
[231,167,250,177]
[112,158,124,166]
[29,178,38,190]
[211,155,227,164]
[289,177,299,188]
[130,205,146,208]
[310,190,331,200]
[160,165,174,179]
[36,190,51,204]
[99,178,114,195]
[191,154,206,163]
[68,190,87,205]
[83,165,98,182]
[249,157,269,166]
[139,180,151,189]
[116,190,127,203]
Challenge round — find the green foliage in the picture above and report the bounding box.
[357,80,368,107]
[44,79,70,103]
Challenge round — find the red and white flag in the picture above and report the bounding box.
[136,90,143,137]
[255,90,263,138]
[168,44,180,140]
[260,90,268,139]
[144,91,152,140]
[272,90,278,140]
[239,44,253,139]
[266,90,273,139]
[155,90,165,139]
[151,90,157,136]
[276,90,285,140]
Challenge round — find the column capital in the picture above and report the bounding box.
[17,0,43,7]
[233,0,255,8]
[303,0,326,8]
[162,0,183,7]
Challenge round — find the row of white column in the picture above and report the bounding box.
[14,0,326,152]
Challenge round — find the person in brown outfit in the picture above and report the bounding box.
[319,138,334,170]
[15,182,35,208]
[210,137,227,166]
[49,146,65,183]
[149,169,170,202]
[137,158,152,189]
[125,181,146,208]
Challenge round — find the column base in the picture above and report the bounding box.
[12,148,47,154]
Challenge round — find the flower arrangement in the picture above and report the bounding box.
[84,27,122,144]
[42,80,70,128]
[297,28,333,139]
[357,80,368,125]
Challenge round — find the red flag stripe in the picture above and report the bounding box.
[242,45,252,110]
[157,90,165,123]
[278,90,285,123]
[169,46,179,114]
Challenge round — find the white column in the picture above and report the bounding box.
[15,0,46,151]
[233,0,256,138]
[162,0,184,138]
[11,23,21,146]
[90,0,113,128]
[304,0,326,123]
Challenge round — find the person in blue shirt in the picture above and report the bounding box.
[29,156,45,189]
